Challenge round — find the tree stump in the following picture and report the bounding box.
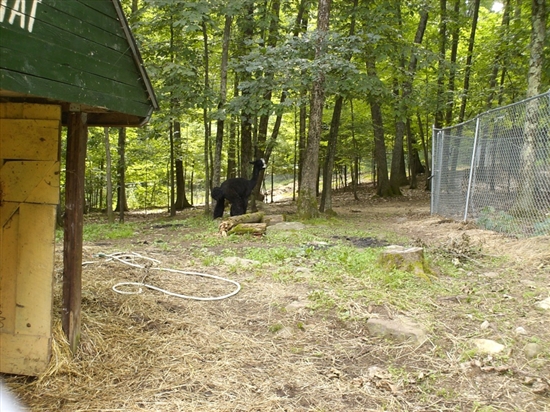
[378,245,433,281]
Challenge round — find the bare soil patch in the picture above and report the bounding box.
[3,182,549,411]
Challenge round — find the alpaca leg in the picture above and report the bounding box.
[213,197,226,218]
[229,198,245,216]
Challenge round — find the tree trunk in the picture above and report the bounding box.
[212,14,232,188]
[349,99,360,201]
[319,95,343,213]
[434,0,447,129]
[103,127,114,223]
[486,0,511,109]
[202,20,211,215]
[512,0,546,213]
[319,0,357,213]
[396,10,428,193]
[174,121,192,210]
[445,0,460,126]
[239,2,256,180]
[297,0,331,219]
[365,57,393,197]
[227,78,239,180]
[458,0,480,123]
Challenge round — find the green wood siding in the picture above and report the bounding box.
[0,0,156,119]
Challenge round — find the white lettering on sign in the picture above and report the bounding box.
[0,0,42,33]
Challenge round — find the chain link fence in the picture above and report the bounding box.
[431,91,550,237]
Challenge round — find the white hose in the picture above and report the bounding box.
[90,252,241,301]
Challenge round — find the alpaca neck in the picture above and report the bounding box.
[249,166,261,190]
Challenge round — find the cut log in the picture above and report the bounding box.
[219,212,264,235]
[227,223,267,236]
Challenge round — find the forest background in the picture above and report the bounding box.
[76,0,549,221]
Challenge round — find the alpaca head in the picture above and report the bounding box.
[250,158,267,171]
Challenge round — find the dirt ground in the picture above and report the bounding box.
[3,182,550,412]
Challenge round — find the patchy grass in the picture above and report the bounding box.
[4,190,550,412]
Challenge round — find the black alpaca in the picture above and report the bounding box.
[211,158,267,218]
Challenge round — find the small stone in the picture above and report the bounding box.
[532,380,549,395]
[480,320,490,329]
[471,339,505,354]
[524,343,542,359]
[535,297,550,310]
[515,326,527,335]
[285,300,308,312]
[366,316,427,344]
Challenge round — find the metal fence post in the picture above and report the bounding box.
[429,124,436,214]
[464,116,480,221]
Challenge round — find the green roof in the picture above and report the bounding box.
[0,0,158,126]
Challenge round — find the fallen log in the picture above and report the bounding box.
[219,212,264,235]
[227,223,267,236]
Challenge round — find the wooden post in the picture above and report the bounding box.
[63,111,88,354]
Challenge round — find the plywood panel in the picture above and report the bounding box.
[15,203,56,337]
[0,119,59,160]
[0,103,60,376]
[0,161,59,204]
[0,202,19,228]
[0,334,51,376]
[0,205,19,335]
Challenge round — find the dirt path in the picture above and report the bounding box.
[3,185,549,411]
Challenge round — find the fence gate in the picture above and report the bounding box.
[0,103,61,375]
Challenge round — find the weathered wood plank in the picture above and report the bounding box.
[45,0,127,40]
[0,69,152,118]
[0,47,146,101]
[62,111,88,354]
[0,23,136,78]
[0,26,136,84]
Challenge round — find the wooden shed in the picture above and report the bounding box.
[0,0,158,376]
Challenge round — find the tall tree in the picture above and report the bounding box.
[212,13,233,188]
[513,0,546,213]
[388,6,428,194]
[202,19,212,215]
[434,0,447,128]
[319,0,358,213]
[297,0,331,218]
[445,0,460,125]
[458,0,481,123]
[174,121,192,210]
[238,1,256,179]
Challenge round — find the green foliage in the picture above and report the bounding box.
[77,0,542,214]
